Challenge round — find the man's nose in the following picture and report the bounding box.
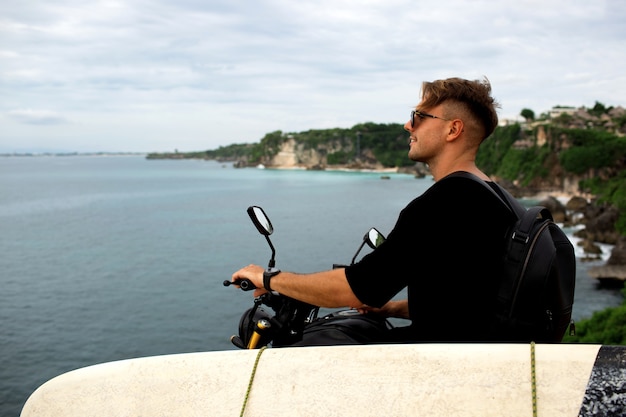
[404,120,412,132]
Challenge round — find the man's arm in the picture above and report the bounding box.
[231,265,363,308]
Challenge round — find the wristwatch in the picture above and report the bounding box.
[263,267,281,291]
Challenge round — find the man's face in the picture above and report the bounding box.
[404,103,450,163]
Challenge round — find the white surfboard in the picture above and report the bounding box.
[20,343,625,417]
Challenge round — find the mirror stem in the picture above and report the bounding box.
[350,240,367,265]
[265,235,276,268]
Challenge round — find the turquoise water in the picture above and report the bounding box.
[0,155,622,416]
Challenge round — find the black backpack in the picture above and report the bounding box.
[450,172,576,342]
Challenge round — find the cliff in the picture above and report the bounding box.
[265,137,384,170]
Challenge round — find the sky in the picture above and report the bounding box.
[1,0,625,153]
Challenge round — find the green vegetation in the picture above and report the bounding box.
[474,124,521,174]
[555,126,626,234]
[475,124,555,186]
[559,128,626,174]
[476,125,522,178]
[327,150,351,165]
[356,122,414,167]
[149,123,411,168]
[580,172,626,235]
[563,285,626,345]
[520,108,535,121]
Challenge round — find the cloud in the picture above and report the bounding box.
[1,0,625,152]
[7,109,69,125]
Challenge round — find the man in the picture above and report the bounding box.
[232,77,514,342]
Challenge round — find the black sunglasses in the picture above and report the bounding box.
[410,110,451,128]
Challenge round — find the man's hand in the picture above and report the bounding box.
[231,264,267,297]
[358,299,410,319]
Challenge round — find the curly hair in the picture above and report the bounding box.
[420,77,500,139]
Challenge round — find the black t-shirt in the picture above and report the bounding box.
[345,173,514,342]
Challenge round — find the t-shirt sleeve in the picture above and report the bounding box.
[344,202,428,307]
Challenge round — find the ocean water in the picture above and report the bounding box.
[0,155,622,416]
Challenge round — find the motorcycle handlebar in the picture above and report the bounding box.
[223,279,256,291]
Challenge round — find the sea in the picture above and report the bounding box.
[1,155,623,416]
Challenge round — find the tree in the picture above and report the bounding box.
[520,108,535,122]
[590,101,607,116]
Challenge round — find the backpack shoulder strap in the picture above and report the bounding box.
[446,171,557,253]
[445,171,555,227]
[444,171,527,218]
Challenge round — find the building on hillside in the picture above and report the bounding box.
[548,106,577,118]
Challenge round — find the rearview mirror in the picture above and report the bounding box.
[348,227,386,265]
[365,228,385,249]
[247,206,273,236]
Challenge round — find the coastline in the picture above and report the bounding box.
[272,166,405,175]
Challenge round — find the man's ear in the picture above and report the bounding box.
[446,119,465,141]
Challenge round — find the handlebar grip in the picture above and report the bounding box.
[223,279,256,291]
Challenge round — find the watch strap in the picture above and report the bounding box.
[263,268,281,291]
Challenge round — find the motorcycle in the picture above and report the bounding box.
[223,206,394,349]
